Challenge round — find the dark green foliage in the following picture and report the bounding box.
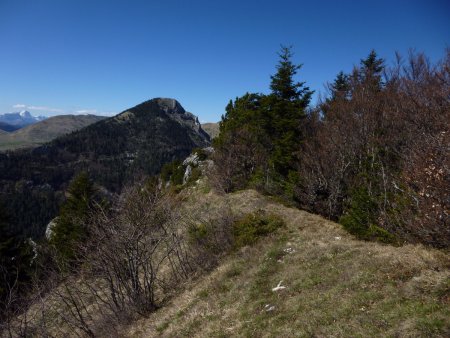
[359,49,384,88]
[233,212,285,248]
[187,166,202,184]
[361,50,384,76]
[337,154,401,244]
[187,210,284,268]
[0,180,62,240]
[161,160,185,186]
[161,148,210,190]
[50,172,98,265]
[339,186,395,243]
[214,46,313,195]
[0,201,34,318]
[270,46,313,105]
[192,148,209,161]
[330,71,350,101]
[217,94,265,139]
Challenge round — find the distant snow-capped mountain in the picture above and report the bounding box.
[0,110,47,128]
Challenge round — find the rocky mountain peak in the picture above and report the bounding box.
[135,98,210,142]
[19,110,32,118]
[154,98,186,114]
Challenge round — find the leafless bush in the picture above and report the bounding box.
[209,128,269,193]
[82,182,192,326]
[0,265,25,338]
[14,181,195,336]
[393,50,450,246]
[0,262,57,338]
[2,178,242,336]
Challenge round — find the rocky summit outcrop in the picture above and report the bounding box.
[0,98,210,239]
[125,98,210,142]
[159,98,210,140]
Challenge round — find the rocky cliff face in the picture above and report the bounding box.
[155,98,210,140]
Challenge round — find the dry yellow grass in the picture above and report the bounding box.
[126,189,449,338]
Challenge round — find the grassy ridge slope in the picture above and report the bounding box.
[129,189,449,337]
[201,123,219,139]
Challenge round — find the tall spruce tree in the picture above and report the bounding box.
[214,46,313,195]
[270,46,313,106]
[267,46,313,177]
[50,172,97,265]
[359,50,384,88]
[330,71,350,100]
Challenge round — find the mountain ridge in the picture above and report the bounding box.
[0,114,105,151]
[0,121,22,132]
[201,122,219,139]
[0,98,210,238]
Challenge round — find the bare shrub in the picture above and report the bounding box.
[393,51,450,246]
[15,180,196,336]
[209,128,269,193]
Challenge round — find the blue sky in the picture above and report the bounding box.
[0,0,448,122]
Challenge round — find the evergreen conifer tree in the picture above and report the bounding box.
[270,46,313,105]
[50,172,97,265]
[214,46,313,194]
[330,71,350,100]
[267,46,313,177]
[359,50,384,88]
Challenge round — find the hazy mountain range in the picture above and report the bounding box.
[0,110,47,130]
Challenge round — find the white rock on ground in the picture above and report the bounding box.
[183,165,192,184]
[272,280,287,292]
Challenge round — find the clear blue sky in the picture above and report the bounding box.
[0,0,448,122]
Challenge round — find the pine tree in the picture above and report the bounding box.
[359,50,384,88]
[270,45,313,106]
[50,172,97,265]
[330,71,350,100]
[213,46,313,195]
[267,46,313,177]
